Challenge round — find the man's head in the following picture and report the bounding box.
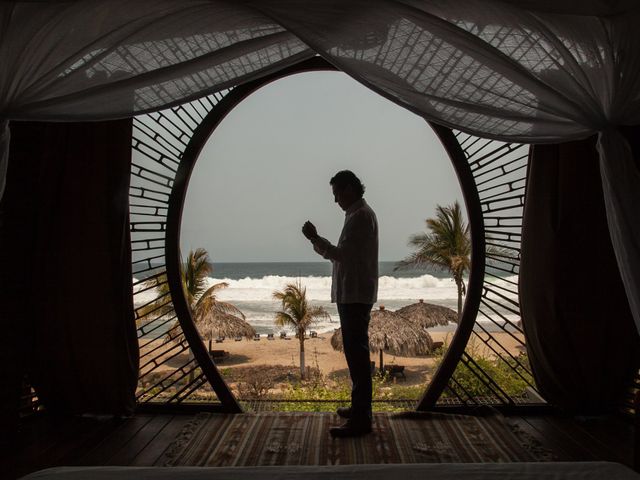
[330,170,365,211]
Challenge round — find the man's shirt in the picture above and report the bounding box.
[312,198,378,304]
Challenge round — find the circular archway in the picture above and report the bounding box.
[131,57,534,412]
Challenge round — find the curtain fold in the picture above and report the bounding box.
[2,120,138,415]
[597,129,640,332]
[2,1,639,135]
[0,1,314,120]
[520,137,639,413]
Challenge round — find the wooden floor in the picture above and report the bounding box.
[1,410,634,480]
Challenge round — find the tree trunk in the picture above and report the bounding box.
[299,337,306,380]
[456,279,463,321]
[379,350,384,372]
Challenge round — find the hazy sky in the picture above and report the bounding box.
[181,71,463,262]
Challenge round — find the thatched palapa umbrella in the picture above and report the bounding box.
[331,305,434,371]
[396,299,458,329]
[199,310,256,349]
[194,291,255,350]
[166,295,255,350]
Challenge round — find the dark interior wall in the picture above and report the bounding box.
[0,120,138,433]
[520,133,640,413]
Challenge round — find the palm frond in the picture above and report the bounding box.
[160,247,247,344]
[307,305,331,322]
[274,311,296,328]
[193,281,245,318]
[182,247,213,304]
[396,201,470,280]
[272,280,328,330]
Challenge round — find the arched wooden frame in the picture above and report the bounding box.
[163,56,486,412]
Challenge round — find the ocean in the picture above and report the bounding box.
[134,261,518,335]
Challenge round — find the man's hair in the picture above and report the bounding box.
[330,170,365,198]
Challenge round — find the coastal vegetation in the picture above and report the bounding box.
[395,201,470,319]
[140,247,247,345]
[219,344,530,411]
[138,330,531,408]
[272,281,330,379]
[438,338,534,400]
[134,249,529,409]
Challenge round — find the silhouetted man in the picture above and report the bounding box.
[302,170,378,437]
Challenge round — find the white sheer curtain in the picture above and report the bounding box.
[597,130,640,332]
[0,1,314,119]
[1,0,639,330]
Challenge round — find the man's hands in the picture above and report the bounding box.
[302,221,319,241]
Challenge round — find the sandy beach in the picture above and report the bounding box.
[140,329,526,389]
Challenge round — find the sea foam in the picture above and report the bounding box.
[208,273,459,302]
[133,273,520,334]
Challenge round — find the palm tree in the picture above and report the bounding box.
[142,248,245,342]
[182,247,216,307]
[272,281,330,379]
[395,201,471,319]
[138,248,211,321]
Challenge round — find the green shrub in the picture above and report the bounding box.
[166,337,535,407]
[274,381,351,412]
[438,345,534,399]
[265,370,421,412]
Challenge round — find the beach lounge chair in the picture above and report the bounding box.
[209,350,229,362]
[234,336,242,342]
[310,331,318,338]
[254,333,261,341]
[279,332,287,339]
[215,336,225,343]
[384,364,406,380]
[267,333,275,340]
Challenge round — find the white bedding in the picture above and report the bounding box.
[19,462,640,480]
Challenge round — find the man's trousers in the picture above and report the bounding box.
[337,302,373,423]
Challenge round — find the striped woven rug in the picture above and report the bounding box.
[159,411,541,466]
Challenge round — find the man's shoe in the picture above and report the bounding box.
[336,406,351,419]
[329,420,372,438]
